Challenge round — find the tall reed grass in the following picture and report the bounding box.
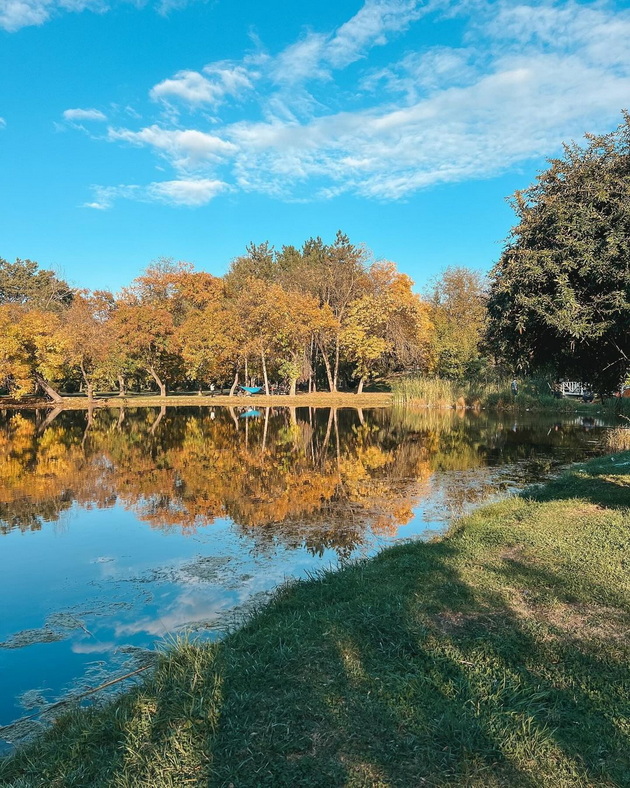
[391,375,630,414]
[605,426,630,452]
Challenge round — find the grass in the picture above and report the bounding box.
[605,427,630,452]
[1,453,629,786]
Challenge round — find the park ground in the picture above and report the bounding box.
[1,452,629,786]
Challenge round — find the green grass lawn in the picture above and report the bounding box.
[2,454,629,787]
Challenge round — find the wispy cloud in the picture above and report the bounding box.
[0,0,201,32]
[0,117,6,128]
[0,0,108,32]
[63,108,108,122]
[85,178,228,209]
[150,62,259,107]
[79,0,630,207]
[107,125,237,169]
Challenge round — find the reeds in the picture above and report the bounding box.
[605,426,630,452]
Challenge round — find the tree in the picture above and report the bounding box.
[112,303,178,397]
[486,114,630,393]
[271,288,337,396]
[176,300,243,392]
[342,263,433,392]
[0,258,73,311]
[0,305,66,399]
[224,243,276,295]
[427,267,487,379]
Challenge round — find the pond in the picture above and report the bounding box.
[0,404,614,747]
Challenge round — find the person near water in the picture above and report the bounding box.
[511,379,519,396]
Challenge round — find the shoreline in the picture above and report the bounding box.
[0,391,394,410]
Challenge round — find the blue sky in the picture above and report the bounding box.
[1,0,629,293]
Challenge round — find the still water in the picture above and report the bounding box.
[0,405,613,746]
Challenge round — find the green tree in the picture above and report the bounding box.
[0,258,73,311]
[486,114,630,393]
[427,267,487,379]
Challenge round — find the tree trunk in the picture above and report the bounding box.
[290,378,297,396]
[309,337,315,393]
[230,371,239,397]
[148,366,166,398]
[38,406,62,434]
[150,405,166,435]
[79,362,94,402]
[117,375,126,397]
[320,348,335,392]
[244,357,248,387]
[356,375,365,394]
[262,407,269,452]
[261,351,269,396]
[333,336,340,391]
[34,374,63,403]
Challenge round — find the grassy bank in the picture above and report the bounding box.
[2,454,629,787]
[391,375,630,416]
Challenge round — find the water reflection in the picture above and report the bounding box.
[0,405,612,744]
[0,406,609,552]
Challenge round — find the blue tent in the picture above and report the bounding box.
[240,385,264,395]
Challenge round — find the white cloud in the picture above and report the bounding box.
[107,124,236,170]
[84,178,228,209]
[0,0,107,32]
[0,117,6,128]
[150,0,432,110]
[150,62,256,107]
[72,0,630,207]
[325,0,426,68]
[63,107,108,122]
[146,178,228,205]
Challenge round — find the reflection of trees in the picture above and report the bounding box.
[0,407,604,553]
[0,408,431,554]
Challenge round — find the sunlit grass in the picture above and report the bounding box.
[605,426,630,451]
[1,453,629,786]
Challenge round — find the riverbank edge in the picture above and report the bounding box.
[0,391,394,410]
[1,452,629,786]
[0,390,624,415]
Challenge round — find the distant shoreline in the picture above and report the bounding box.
[0,391,395,410]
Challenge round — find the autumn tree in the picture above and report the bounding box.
[127,258,222,324]
[486,114,630,393]
[112,303,178,397]
[55,291,116,400]
[342,263,433,392]
[0,305,66,400]
[176,299,244,393]
[270,287,338,396]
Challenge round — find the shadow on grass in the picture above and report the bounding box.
[1,457,629,787]
[528,456,630,509]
